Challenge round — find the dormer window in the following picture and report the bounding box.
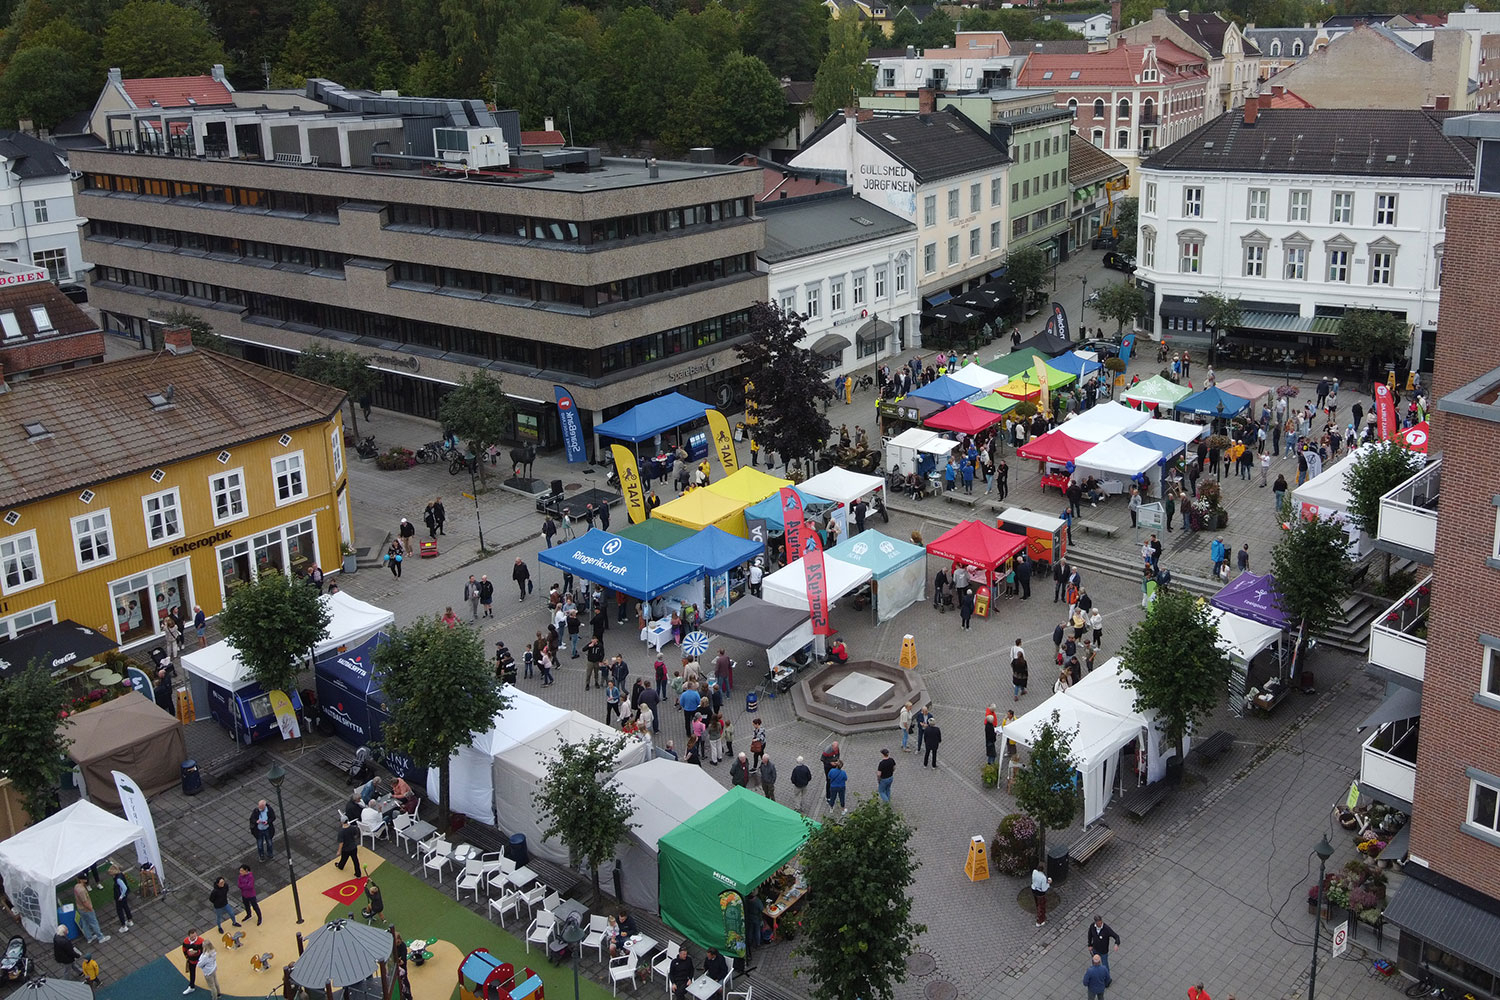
[29,306,53,334]
[1270,39,1281,56]
[1142,66,1158,82]
[0,312,19,340]
[1292,39,1304,55]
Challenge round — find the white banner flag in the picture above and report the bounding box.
[112,771,167,891]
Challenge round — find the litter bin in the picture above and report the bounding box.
[57,903,80,939]
[181,759,202,796]
[1046,842,1069,883]
[506,833,529,867]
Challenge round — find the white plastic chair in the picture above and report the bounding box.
[521,884,548,915]
[725,987,753,1000]
[652,941,678,993]
[543,890,562,913]
[455,859,485,902]
[490,889,523,926]
[423,840,454,884]
[525,910,555,954]
[487,856,517,894]
[581,913,609,962]
[357,815,386,849]
[608,952,639,995]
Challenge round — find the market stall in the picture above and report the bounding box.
[827,531,927,622]
[1004,696,1141,827]
[657,787,813,955]
[595,392,710,444]
[1073,436,1164,479]
[1059,400,1152,444]
[705,595,815,672]
[1207,606,1289,717]
[1123,427,1191,464]
[1213,378,1273,405]
[798,468,887,538]
[761,556,874,636]
[876,395,949,437]
[906,375,982,406]
[1132,418,1210,446]
[743,488,835,549]
[982,347,1047,379]
[62,695,187,807]
[1175,386,1251,417]
[0,800,144,941]
[884,428,943,475]
[1066,656,1187,785]
[651,489,751,539]
[1291,444,1408,558]
[609,759,729,911]
[705,468,793,506]
[537,529,704,600]
[613,518,697,551]
[1048,351,1104,382]
[922,399,1005,436]
[312,630,424,781]
[1016,427,1098,470]
[996,363,1078,402]
[972,392,1021,416]
[1014,328,1073,357]
[662,526,765,618]
[925,521,1028,589]
[948,363,1010,394]
[1122,374,1193,411]
[995,508,1066,567]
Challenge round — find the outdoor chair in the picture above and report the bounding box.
[652,941,678,993]
[525,910,555,954]
[490,889,524,926]
[455,859,486,902]
[487,857,518,895]
[609,952,639,995]
[423,840,454,884]
[356,815,386,849]
[521,884,549,916]
[581,913,610,962]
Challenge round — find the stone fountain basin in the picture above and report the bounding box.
[789,659,928,734]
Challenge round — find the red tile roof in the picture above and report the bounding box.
[1265,88,1313,108]
[1017,40,1206,87]
[121,76,234,109]
[520,130,566,146]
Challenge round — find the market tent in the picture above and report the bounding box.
[614,518,697,551]
[799,467,886,505]
[62,695,187,807]
[983,346,1047,378]
[1004,696,1141,826]
[705,468,793,506]
[884,428,944,474]
[1211,573,1292,629]
[925,520,1027,572]
[1016,427,1098,465]
[828,531,927,622]
[705,595,814,669]
[595,392,709,443]
[923,399,1004,435]
[435,685,570,823]
[0,800,144,940]
[1067,657,1188,785]
[1123,375,1193,410]
[1058,401,1152,443]
[313,631,416,779]
[1207,606,1283,664]
[663,525,764,576]
[1073,436,1163,478]
[538,529,704,600]
[1135,418,1209,446]
[762,556,874,615]
[651,489,750,539]
[1016,328,1073,356]
[1123,429,1187,463]
[996,363,1077,401]
[743,489,834,531]
[906,376,978,406]
[658,787,813,953]
[1049,351,1104,380]
[1214,377,1273,402]
[972,392,1020,415]
[0,620,115,678]
[610,759,729,911]
[1175,386,1251,416]
[948,363,1009,393]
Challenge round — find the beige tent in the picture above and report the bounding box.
[62,696,186,807]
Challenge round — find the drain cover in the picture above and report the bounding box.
[925,980,959,1000]
[907,954,937,978]
[565,483,583,491]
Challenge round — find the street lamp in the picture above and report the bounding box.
[467,457,487,552]
[1309,835,1335,1000]
[1078,274,1089,339]
[268,764,304,924]
[559,913,586,1000]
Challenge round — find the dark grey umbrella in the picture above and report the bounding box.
[19,979,94,1000]
[290,917,394,990]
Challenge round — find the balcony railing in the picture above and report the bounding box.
[1378,459,1440,556]
[1368,575,1430,683]
[1360,718,1418,804]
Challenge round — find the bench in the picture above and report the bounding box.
[1067,824,1116,865]
[746,976,810,1000]
[201,745,265,787]
[1193,730,1235,762]
[1073,519,1119,538]
[307,739,354,779]
[1121,781,1172,819]
[943,491,980,507]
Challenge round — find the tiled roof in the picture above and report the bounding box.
[856,109,1010,182]
[782,81,816,104]
[1013,39,1091,55]
[1145,108,1476,178]
[1017,41,1206,87]
[121,75,234,109]
[0,131,69,179]
[1264,88,1314,108]
[1068,134,1130,185]
[0,351,345,508]
[759,192,914,263]
[0,282,97,340]
[519,130,566,146]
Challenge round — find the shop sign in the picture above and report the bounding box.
[170,528,233,557]
[369,353,420,373]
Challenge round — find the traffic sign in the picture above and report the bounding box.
[1331,920,1349,958]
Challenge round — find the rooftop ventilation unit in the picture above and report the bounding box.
[434,126,510,170]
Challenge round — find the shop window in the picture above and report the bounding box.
[109,560,190,646]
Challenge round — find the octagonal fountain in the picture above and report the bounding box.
[789,658,928,734]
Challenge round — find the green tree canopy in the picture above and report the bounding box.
[601,8,710,145]
[532,734,635,902]
[0,666,72,820]
[798,798,924,1000]
[1005,244,1049,310]
[1271,506,1353,666]
[811,13,874,120]
[151,307,229,353]
[1337,309,1409,381]
[437,372,514,486]
[1344,440,1421,540]
[1095,281,1144,335]
[742,0,826,79]
[376,615,508,828]
[708,53,790,154]
[1012,711,1078,863]
[1111,196,1138,257]
[1120,588,1231,764]
[100,0,228,78]
[217,569,331,695]
[296,346,377,437]
[490,18,601,143]
[1199,291,1242,362]
[0,45,92,130]
[738,301,834,464]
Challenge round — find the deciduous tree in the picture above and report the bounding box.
[0,45,91,130]
[1011,711,1078,864]
[1005,245,1049,311]
[742,0,826,80]
[0,666,72,821]
[737,301,834,465]
[1119,588,1231,765]
[799,797,924,1000]
[1095,281,1144,335]
[532,735,635,903]
[1343,441,1421,581]
[437,372,514,486]
[1111,197,1138,258]
[811,13,874,120]
[1200,292,1242,366]
[1337,309,1409,382]
[100,0,228,78]
[296,346,379,438]
[1271,508,1353,670]
[218,570,331,695]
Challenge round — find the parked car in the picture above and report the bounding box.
[1078,337,1122,360]
[1090,233,1118,250]
[1103,251,1136,273]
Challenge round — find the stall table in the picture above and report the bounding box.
[689,974,724,1000]
[1041,472,1071,494]
[764,877,808,937]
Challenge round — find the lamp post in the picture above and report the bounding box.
[467,457,487,552]
[1078,274,1089,336]
[1309,835,1335,1000]
[560,913,586,1000]
[268,764,304,924]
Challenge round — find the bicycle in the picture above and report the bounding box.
[415,442,441,464]
[1405,966,1459,999]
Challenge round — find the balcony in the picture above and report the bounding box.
[1360,717,1418,805]
[1377,459,1440,560]
[1367,575,1430,684]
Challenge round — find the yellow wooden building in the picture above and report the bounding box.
[0,333,349,649]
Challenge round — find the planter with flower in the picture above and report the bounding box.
[1188,479,1228,531]
[992,813,1039,876]
[1275,384,1300,400]
[376,447,417,470]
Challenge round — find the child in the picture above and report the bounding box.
[81,952,100,987]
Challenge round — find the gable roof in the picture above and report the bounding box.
[782,80,816,105]
[1068,133,1130,186]
[759,191,914,263]
[856,109,1010,182]
[1145,108,1476,179]
[120,75,234,109]
[0,281,97,340]
[1167,11,1244,56]
[1017,41,1207,88]
[0,131,69,179]
[1244,27,1320,53]
[1013,38,1091,55]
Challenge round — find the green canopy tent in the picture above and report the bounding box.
[982,346,1046,378]
[657,787,815,956]
[613,518,697,550]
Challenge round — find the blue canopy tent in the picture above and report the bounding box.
[1123,429,1189,464]
[743,488,834,550]
[312,633,427,783]
[1049,351,1104,380]
[538,528,703,600]
[663,525,766,618]
[1175,386,1251,416]
[595,392,710,443]
[905,376,976,406]
[827,531,927,622]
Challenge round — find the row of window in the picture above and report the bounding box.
[1011,132,1067,164]
[778,258,910,320]
[1140,228,1427,287]
[1011,170,1066,204]
[90,220,350,273]
[386,197,752,247]
[922,179,1004,228]
[1148,182,1405,227]
[394,254,753,309]
[1088,127,1156,154]
[0,304,56,340]
[83,173,343,219]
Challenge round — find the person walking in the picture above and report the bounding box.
[1084,954,1112,1000]
[476,575,494,618]
[385,541,404,579]
[790,757,813,813]
[335,819,362,877]
[826,759,848,813]
[238,865,262,925]
[1032,866,1053,925]
[397,517,415,555]
[758,754,778,801]
[209,876,241,933]
[109,866,133,932]
[247,798,276,861]
[730,752,749,788]
[73,877,109,944]
[922,715,942,768]
[1273,473,1288,516]
[985,711,999,766]
[877,749,895,802]
[198,939,222,999]
[750,718,768,771]
[180,928,204,994]
[464,575,481,621]
[1237,543,1251,575]
[542,516,557,548]
[959,586,975,630]
[604,680,622,725]
[1011,651,1029,701]
[53,923,80,980]
[1053,558,1070,603]
[512,558,531,602]
[1088,915,1121,972]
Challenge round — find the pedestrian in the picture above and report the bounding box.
[1211,535,1228,579]
[759,754,778,801]
[750,717,768,771]
[238,865,262,925]
[336,819,362,877]
[1089,608,1104,648]
[604,679,622,724]
[73,876,109,943]
[922,714,942,768]
[1016,553,1032,599]
[1088,915,1121,971]
[423,502,437,539]
[1237,543,1250,574]
[678,684,702,735]
[877,748,895,802]
[398,517,415,555]
[706,712,724,763]
[730,752,749,788]
[899,701,913,752]
[749,558,764,597]
[197,939,222,999]
[512,558,532,601]
[54,923,79,980]
[1032,866,1053,925]
[244,797,277,861]
[1188,984,1211,1000]
[959,586,975,629]
[1128,487,1141,528]
[1053,558,1070,604]
[209,876,241,933]
[985,710,999,766]
[1084,954,1112,1000]
[538,648,555,686]
[109,865,133,932]
[713,648,734,696]
[826,758,848,812]
[384,541,403,578]
[1011,651,1029,701]
[193,605,207,648]
[790,756,813,813]
[542,516,557,548]
[1273,473,1288,516]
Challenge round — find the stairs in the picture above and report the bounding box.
[1065,540,1220,598]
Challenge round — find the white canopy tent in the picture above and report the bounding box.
[884,428,944,475]
[949,363,1009,393]
[1059,401,1153,444]
[1074,437,1163,478]
[1291,444,1388,556]
[1067,657,1188,784]
[796,468,888,536]
[607,759,729,910]
[1207,607,1284,665]
[1135,418,1209,444]
[432,685,569,823]
[1003,696,1142,827]
[0,801,145,940]
[762,556,873,611]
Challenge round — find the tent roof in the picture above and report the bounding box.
[828,530,926,580]
[972,392,1020,414]
[469,685,573,757]
[1016,427,1097,465]
[705,596,809,647]
[1123,374,1193,405]
[996,363,1078,400]
[663,525,765,575]
[1210,572,1292,628]
[1067,657,1150,729]
[744,488,834,530]
[657,786,812,891]
[1015,328,1073,356]
[887,427,942,451]
[1214,377,1273,401]
[925,520,1027,570]
[923,399,1004,435]
[1175,386,1251,416]
[1004,695,1141,765]
[1136,418,1209,444]
[1074,436,1163,477]
[0,620,114,677]
[290,918,395,990]
[763,556,873,607]
[538,529,703,601]
[0,800,143,884]
[595,392,709,443]
[948,363,1009,392]
[1059,401,1152,443]
[705,468,792,505]
[1048,351,1104,379]
[983,347,1047,378]
[1207,606,1284,662]
[652,489,749,529]
[1123,429,1187,461]
[615,758,729,850]
[906,375,977,406]
[1292,443,1376,512]
[614,518,698,551]
[798,467,886,503]
[63,693,183,764]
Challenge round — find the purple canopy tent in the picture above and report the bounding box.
[1210,573,1291,629]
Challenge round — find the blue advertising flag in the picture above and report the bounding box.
[1120,332,1136,365]
[555,385,587,463]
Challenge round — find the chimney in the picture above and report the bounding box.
[918,88,937,113]
[1243,98,1258,125]
[162,326,195,354]
[1111,0,1121,31]
[211,64,230,89]
[1435,95,1451,109]
[108,67,122,86]
[544,116,555,132]
[1272,85,1284,97]
[906,44,916,57]
[647,157,659,178]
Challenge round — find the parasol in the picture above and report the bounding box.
[290,917,394,991]
[682,631,710,657]
[18,980,94,1000]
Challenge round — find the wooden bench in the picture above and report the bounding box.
[1073,519,1119,538]
[1193,730,1235,762]
[943,491,980,507]
[1121,781,1172,819]
[1067,824,1116,865]
[307,739,354,780]
[201,745,265,787]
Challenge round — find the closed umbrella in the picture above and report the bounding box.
[290,918,394,991]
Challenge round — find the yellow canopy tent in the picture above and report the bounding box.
[651,489,751,538]
[997,362,1078,401]
[705,468,793,506]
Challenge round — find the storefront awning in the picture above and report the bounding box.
[856,317,895,345]
[0,620,117,676]
[1159,296,1206,319]
[1385,866,1500,976]
[923,291,953,308]
[925,302,983,326]
[812,333,850,357]
[1237,310,1315,334]
[1357,685,1423,732]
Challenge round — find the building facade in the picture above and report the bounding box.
[1068,134,1132,253]
[1112,9,1261,113]
[1243,25,1343,83]
[72,82,766,453]
[994,102,1074,262]
[869,33,1023,93]
[0,132,86,285]
[0,262,103,379]
[1263,23,1473,111]
[1133,106,1473,367]
[0,332,347,649]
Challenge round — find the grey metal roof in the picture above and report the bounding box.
[857,110,1011,183]
[1384,866,1500,975]
[759,193,914,263]
[0,131,70,179]
[1244,28,1319,51]
[289,918,395,990]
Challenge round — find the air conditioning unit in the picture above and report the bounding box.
[433,127,510,170]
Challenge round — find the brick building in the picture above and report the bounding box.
[0,261,103,380]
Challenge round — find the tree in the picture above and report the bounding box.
[532,735,635,903]
[1271,509,1353,670]
[737,301,834,464]
[490,19,601,143]
[1005,245,1049,311]
[742,0,826,79]
[0,45,91,130]
[799,798,924,1000]
[1343,440,1421,581]
[710,53,792,154]
[1337,309,1409,382]
[276,0,364,83]
[1199,292,1242,365]
[601,8,710,145]
[376,616,508,829]
[296,347,379,438]
[1011,711,1078,865]
[217,570,331,695]
[1111,197,1139,258]
[0,666,72,820]
[676,2,741,65]
[101,0,228,78]
[1119,588,1231,765]
[1095,281,1144,335]
[151,307,229,353]
[436,372,514,487]
[811,14,874,120]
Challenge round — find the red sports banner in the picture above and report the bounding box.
[801,530,833,636]
[1373,382,1397,440]
[780,487,804,565]
[323,876,368,906]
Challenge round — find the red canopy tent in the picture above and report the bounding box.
[925,520,1028,572]
[1016,427,1097,465]
[923,400,1004,435]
